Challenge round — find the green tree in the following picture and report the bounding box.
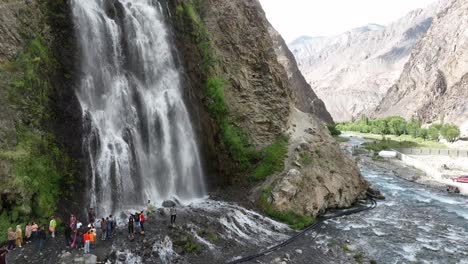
[406,118,421,137]
[427,126,440,141]
[440,124,460,142]
[359,115,369,126]
[387,116,407,136]
[417,128,429,140]
[370,119,388,135]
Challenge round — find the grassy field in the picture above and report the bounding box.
[334,136,350,143]
[344,132,447,151]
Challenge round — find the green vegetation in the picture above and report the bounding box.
[176,1,288,177]
[184,238,203,254]
[176,2,255,168]
[335,136,350,143]
[327,124,341,136]
[300,152,313,166]
[354,252,365,263]
[251,136,289,181]
[337,116,461,143]
[358,133,447,160]
[0,36,74,244]
[440,124,460,143]
[258,186,315,230]
[342,244,351,252]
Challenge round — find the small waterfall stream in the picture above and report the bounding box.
[71,0,205,216]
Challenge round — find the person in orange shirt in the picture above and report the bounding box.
[83,231,91,254]
[89,225,96,249]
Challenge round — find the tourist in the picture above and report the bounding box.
[106,217,112,240]
[25,223,32,243]
[75,228,84,250]
[170,205,177,225]
[111,215,117,236]
[100,218,107,240]
[134,212,140,233]
[88,207,96,224]
[70,224,78,248]
[49,216,57,238]
[64,224,72,247]
[15,225,22,248]
[31,222,39,241]
[147,200,155,217]
[128,214,134,240]
[0,246,7,264]
[7,228,16,251]
[36,226,46,255]
[140,211,145,234]
[70,214,77,231]
[89,225,96,248]
[108,215,115,237]
[83,231,91,254]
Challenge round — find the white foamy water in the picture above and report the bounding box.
[153,236,178,264]
[71,0,205,216]
[189,199,290,244]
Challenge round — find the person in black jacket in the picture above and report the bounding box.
[128,215,135,240]
[36,226,46,255]
[64,224,72,247]
[0,246,8,264]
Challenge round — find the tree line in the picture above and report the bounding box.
[336,116,461,142]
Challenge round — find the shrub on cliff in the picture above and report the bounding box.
[327,124,341,136]
[0,37,74,244]
[251,136,289,181]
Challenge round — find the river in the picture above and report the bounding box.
[319,136,468,263]
[244,135,468,264]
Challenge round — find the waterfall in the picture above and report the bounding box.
[71,0,205,217]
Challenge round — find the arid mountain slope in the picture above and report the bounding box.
[374,0,468,135]
[290,3,446,122]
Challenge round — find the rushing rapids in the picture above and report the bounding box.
[71,0,205,216]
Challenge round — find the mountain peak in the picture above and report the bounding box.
[349,23,385,33]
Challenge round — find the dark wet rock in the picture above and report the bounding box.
[162,200,177,208]
[367,187,386,200]
[118,254,126,261]
[446,185,460,194]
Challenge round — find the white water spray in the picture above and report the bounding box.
[71,0,205,216]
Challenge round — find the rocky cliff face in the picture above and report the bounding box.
[0,0,83,231]
[290,3,445,122]
[268,26,334,124]
[169,0,368,217]
[374,0,468,135]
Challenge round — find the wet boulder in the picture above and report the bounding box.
[162,200,177,208]
[446,185,460,194]
[367,187,385,200]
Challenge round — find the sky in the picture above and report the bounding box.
[259,0,436,43]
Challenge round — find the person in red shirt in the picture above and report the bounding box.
[83,231,91,254]
[140,211,145,234]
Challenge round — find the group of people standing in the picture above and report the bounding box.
[64,213,115,254]
[3,217,54,258]
[2,201,179,261]
[127,211,145,240]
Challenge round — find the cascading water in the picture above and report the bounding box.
[71,0,205,217]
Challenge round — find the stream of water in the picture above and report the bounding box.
[318,136,468,263]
